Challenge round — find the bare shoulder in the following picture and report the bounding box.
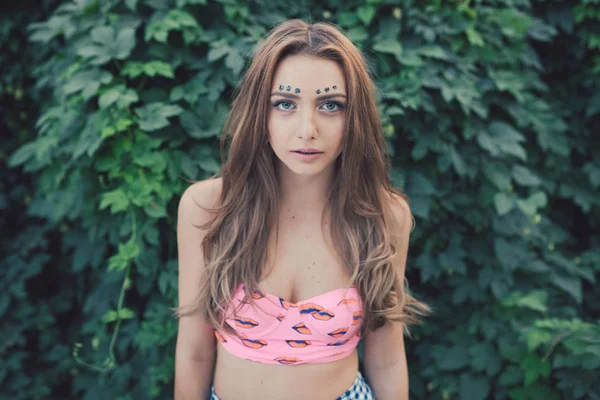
[386,191,413,234]
[178,177,223,225]
[175,178,223,364]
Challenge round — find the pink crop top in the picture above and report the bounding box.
[214,283,364,365]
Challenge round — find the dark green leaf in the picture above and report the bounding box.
[136,102,183,131]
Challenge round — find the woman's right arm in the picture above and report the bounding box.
[174,179,222,400]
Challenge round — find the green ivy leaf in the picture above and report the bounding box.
[469,342,503,376]
[118,308,136,320]
[179,110,214,139]
[207,40,231,62]
[408,172,436,196]
[62,69,113,100]
[346,26,369,43]
[516,191,547,216]
[512,165,541,186]
[525,328,553,351]
[135,102,183,131]
[108,238,141,272]
[29,15,76,43]
[559,182,596,213]
[498,365,523,386]
[145,10,203,44]
[144,200,168,219]
[102,310,118,323]
[416,45,448,59]
[450,146,468,177]
[99,188,130,213]
[494,192,516,215]
[225,49,245,76]
[77,26,137,65]
[8,142,37,167]
[459,373,490,400]
[122,60,176,80]
[115,28,136,59]
[176,0,207,6]
[136,61,175,78]
[373,39,403,60]
[489,70,526,102]
[520,353,551,385]
[102,307,136,323]
[357,6,376,26]
[99,86,123,109]
[338,12,358,27]
[438,345,470,371]
[582,162,600,187]
[478,121,527,161]
[121,62,145,78]
[503,290,548,313]
[550,273,582,304]
[465,26,484,46]
[482,161,511,190]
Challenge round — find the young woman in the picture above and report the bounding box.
[174,19,431,400]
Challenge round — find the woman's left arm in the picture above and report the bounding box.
[363,321,409,399]
[363,195,412,400]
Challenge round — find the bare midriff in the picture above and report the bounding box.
[213,343,359,400]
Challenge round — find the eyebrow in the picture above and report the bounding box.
[270,92,347,101]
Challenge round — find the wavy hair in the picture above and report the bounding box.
[175,19,431,336]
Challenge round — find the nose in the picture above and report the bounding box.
[297,107,318,140]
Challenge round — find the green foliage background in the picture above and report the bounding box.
[1,0,599,399]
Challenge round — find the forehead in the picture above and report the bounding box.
[272,55,345,92]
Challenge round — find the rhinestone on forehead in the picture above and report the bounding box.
[325,87,330,92]
[332,85,337,90]
[295,88,300,94]
[279,84,284,90]
[316,89,321,94]
[286,85,291,91]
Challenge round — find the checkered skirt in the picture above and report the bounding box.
[210,369,374,399]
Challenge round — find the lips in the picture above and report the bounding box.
[292,147,323,154]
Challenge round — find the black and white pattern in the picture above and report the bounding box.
[336,370,375,399]
[209,369,375,399]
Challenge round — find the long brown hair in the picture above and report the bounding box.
[175,19,431,336]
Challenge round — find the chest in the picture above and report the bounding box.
[260,212,351,304]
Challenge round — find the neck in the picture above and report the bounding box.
[276,163,335,218]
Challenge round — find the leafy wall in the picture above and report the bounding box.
[1,0,598,399]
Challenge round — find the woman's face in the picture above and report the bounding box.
[268,55,346,177]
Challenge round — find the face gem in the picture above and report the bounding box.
[332,85,337,90]
[279,84,284,90]
[324,87,329,92]
[316,89,321,94]
[286,85,291,91]
[295,88,300,94]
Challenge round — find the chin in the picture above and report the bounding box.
[282,160,334,178]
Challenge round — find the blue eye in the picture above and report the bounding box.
[273,101,294,111]
[271,100,345,113]
[322,102,344,112]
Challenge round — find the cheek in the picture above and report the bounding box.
[267,120,279,144]
[327,119,345,147]
[268,115,285,140]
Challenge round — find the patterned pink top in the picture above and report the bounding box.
[214,283,364,365]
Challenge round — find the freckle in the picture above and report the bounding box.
[292,216,295,219]
[305,235,308,238]
[312,262,315,265]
